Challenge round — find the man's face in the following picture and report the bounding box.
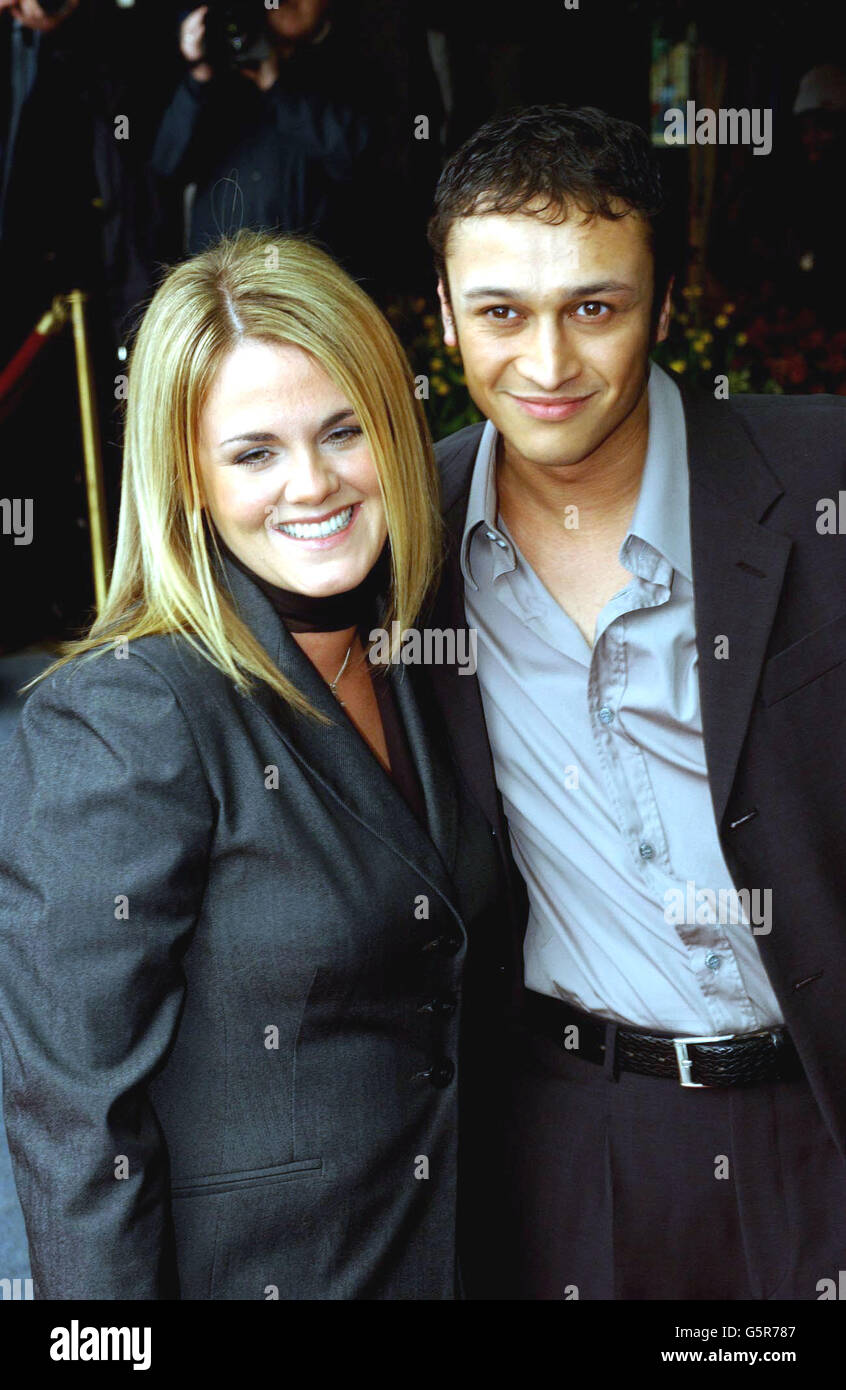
[267,0,329,44]
[439,204,670,473]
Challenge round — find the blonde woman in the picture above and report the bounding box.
[0,230,516,1300]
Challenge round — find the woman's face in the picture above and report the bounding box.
[197,340,388,597]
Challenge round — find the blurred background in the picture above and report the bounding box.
[1,0,845,1287]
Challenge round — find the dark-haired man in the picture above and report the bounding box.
[428,104,846,1300]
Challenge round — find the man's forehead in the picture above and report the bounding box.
[445,202,650,266]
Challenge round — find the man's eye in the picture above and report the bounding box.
[483,306,518,321]
[575,302,609,319]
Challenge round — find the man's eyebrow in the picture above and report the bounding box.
[217,408,355,449]
[461,281,635,301]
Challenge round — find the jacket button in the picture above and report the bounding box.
[426,1059,455,1088]
[417,994,457,1016]
[422,930,463,956]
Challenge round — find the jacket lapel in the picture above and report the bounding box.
[426,518,505,835]
[681,383,792,827]
[216,552,460,899]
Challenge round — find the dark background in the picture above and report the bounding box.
[0,0,844,653]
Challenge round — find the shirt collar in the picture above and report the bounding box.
[624,363,692,584]
[459,362,692,592]
[460,418,501,591]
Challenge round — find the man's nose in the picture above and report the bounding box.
[517,320,581,393]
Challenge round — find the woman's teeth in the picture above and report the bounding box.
[276,506,353,540]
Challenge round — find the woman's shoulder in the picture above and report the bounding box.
[21,631,232,735]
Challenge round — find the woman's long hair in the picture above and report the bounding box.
[26,230,443,719]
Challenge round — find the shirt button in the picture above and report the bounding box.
[638,842,655,860]
[598,706,614,725]
[705,952,722,972]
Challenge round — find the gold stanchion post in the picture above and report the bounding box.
[66,289,110,611]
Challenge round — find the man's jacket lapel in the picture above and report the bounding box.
[681,382,792,827]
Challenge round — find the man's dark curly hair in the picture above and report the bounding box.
[428,104,671,324]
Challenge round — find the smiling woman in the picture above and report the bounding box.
[0,229,517,1300]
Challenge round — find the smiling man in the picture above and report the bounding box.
[428,104,846,1300]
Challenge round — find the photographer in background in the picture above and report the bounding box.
[153,2,380,287]
[0,0,168,652]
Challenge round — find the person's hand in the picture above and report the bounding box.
[179,4,213,82]
[238,50,280,92]
[0,0,79,32]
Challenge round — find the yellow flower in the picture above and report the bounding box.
[435,380,450,396]
[669,360,687,372]
[684,327,696,339]
[682,284,703,299]
[715,314,729,329]
[722,302,736,315]
[676,312,690,325]
[700,331,713,343]
[430,357,444,370]
[736,332,748,346]
[422,314,437,330]
[692,338,705,353]
[701,359,712,369]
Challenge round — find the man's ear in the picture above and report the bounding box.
[654,275,674,345]
[437,278,457,349]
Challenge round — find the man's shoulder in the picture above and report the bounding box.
[434,422,486,515]
[716,389,844,453]
[678,382,846,495]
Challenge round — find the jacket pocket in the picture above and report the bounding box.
[761,611,846,707]
[171,1156,323,1198]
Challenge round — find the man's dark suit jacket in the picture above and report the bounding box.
[433,380,846,1163]
[0,552,517,1300]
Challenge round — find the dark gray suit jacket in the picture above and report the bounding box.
[0,551,515,1300]
[434,381,846,1164]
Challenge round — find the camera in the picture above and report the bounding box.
[204,1,273,70]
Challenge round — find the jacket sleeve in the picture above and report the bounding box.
[0,652,214,1299]
[151,72,218,183]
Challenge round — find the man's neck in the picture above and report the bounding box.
[497,379,650,540]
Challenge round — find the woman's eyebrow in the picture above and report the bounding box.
[218,409,356,449]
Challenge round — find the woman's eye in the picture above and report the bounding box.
[326,426,363,446]
[575,302,608,319]
[235,449,271,469]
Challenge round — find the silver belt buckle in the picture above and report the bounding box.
[672,1032,736,1087]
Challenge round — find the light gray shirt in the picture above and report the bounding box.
[461,364,784,1034]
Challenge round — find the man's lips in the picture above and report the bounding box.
[509,392,595,420]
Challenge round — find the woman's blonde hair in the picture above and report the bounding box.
[27,229,443,719]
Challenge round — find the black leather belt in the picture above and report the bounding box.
[524,990,804,1088]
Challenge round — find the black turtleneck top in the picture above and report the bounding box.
[217,538,427,827]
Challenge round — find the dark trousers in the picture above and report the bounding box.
[503,1016,846,1300]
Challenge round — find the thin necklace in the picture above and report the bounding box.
[328,637,355,707]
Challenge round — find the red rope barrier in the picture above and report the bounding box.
[0,297,70,424]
